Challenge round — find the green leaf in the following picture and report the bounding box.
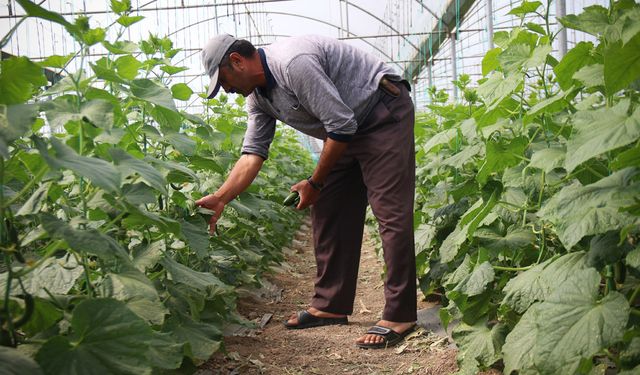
[626,246,640,271]
[482,47,502,76]
[34,136,121,193]
[0,346,44,375]
[559,5,610,36]
[604,33,640,94]
[0,103,39,158]
[160,65,189,75]
[171,83,193,100]
[15,0,79,40]
[526,91,569,118]
[508,1,542,16]
[179,216,210,259]
[477,136,528,185]
[0,57,48,105]
[503,303,542,374]
[451,261,495,297]
[573,63,605,87]
[502,252,587,313]
[474,227,536,251]
[110,148,167,195]
[554,42,598,90]
[149,105,183,132]
[164,132,196,156]
[440,199,495,263]
[82,28,105,46]
[115,55,142,80]
[41,213,130,262]
[0,255,84,297]
[132,240,165,272]
[611,144,640,170]
[117,15,144,27]
[37,54,74,68]
[528,145,566,173]
[477,72,522,109]
[102,40,138,55]
[110,0,131,14]
[587,231,633,269]
[43,97,114,130]
[16,182,50,216]
[104,269,167,325]
[620,337,640,369]
[441,143,484,168]
[160,256,231,298]
[130,79,176,110]
[121,183,156,205]
[21,297,63,336]
[538,168,640,249]
[144,332,183,370]
[122,204,181,236]
[535,269,629,374]
[452,321,507,369]
[35,299,157,375]
[146,156,198,182]
[565,100,640,173]
[163,314,221,362]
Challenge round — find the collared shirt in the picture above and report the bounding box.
[241,35,401,159]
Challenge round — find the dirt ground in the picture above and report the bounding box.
[201,217,460,375]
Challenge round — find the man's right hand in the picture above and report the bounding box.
[195,193,226,234]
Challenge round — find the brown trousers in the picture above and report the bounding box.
[310,82,417,322]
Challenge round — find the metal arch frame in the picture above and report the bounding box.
[164,10,404,71]
[339,0,420,52]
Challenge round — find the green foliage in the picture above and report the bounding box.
[412,1,640,374]
[0,2,314,373]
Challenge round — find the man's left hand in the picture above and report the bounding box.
[291,179,321,210]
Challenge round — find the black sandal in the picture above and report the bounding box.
[356,324,417,349]
[283,310,348,330]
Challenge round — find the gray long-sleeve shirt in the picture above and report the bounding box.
[240,35,401,159]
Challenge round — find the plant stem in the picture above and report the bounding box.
[74,252,94,297]
[605,265,616,294]
[629,285,640,305]
[493,265,533,272]
[1,165,48,209]
[537,171,546,208]
[630,308,640,318]
[2,254,16,346]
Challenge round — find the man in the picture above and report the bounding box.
[196,34,416,349]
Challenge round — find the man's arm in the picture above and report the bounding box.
[195,153,264,233]
[293,138,348,209]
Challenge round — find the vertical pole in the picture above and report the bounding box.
[214,2,219,34]
[451,32,458,101]
[412,78,418,109]
[345,0,350,37]
[486,0,494,49]
[556,0,567,58]
[339,0,344,37]
[427,60,433,88]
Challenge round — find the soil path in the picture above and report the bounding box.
[202,217,458,375]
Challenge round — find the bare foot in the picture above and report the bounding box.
[355,320,416,346]
[286,307,346,326]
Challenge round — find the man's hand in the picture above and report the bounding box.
[291,179,320,210]
[195,193,226,234]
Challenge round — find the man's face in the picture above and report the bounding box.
[217,55,254,97]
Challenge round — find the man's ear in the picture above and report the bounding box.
[229,52,243,69]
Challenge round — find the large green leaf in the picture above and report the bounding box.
[507,1,541,16]
[171,83,193,100]
[130,79,176,110]
[115,55,142,80]
[179,216,210,259]
[41,213,130,262]
[104,269,167,325]
[0,56,48,105]
[554,42,599,90]
[0,103,38,158]
[502,252,587,313]
[43,97,114,130]
[0,346,43,375]
[21,297,63,336]
[0,254,83,297]
[110,148,167,195]
[538,168,640,249]
[528,145,566,173]
[422,127,457,153]
[164,132,196,156]
[474,227,536,252]
[565,100,640,173]
[627,246,640,271]
[35,299,158,375]
[132,240,165,272]
[33,136,121,193]
[160,256,231,298]
[451,261,495,297]
[503,303,542,375]
[441,143,484,168]
[604,33,640,94]
[440,198,497,262]
[16,182,51,216]
[535,269,629,374]
[477,136,528,185]
[163,314,221,362]
[559,5,610,36]
[452,321,507,371]
[476,72,522,110]
[587,231,633,269]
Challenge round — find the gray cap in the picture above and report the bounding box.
[201,34,237,99]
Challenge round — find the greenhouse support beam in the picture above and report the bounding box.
[451,31,458,100]
[486,0,494,48]
[0,0,293,18]
[556,0,567,58]
[403,0,477,81]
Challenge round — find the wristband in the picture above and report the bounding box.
[307,176,324,191]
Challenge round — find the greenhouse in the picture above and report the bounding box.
[0,0,639,374]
